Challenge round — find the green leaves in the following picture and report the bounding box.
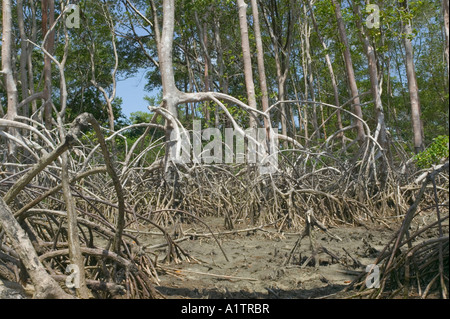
[414,135,449,168]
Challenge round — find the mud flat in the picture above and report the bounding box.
[135,217,402,299]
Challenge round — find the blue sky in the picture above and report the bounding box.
[116,68,154,118]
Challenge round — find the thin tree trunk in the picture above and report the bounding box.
[42,0,55,130]
[2,0,19,157]
[194,12,212,125]
[90,3,119,144]
[291,72,304,136]
[308,0,343,144]
[251,0,271,145]
[17,0,30,118]
[299,30,309,144]
[214,17,226,127]
[260,0,293,148]
[237,0,258,129]
[443,0,449,72]
[29,1,39,122]
[316,78,327,140]
[204,24,211,125]
[331,0,365,144]
[278,74,288,148]
[303,6,319,139]
[401,0,424,154]
[352,3,388,151]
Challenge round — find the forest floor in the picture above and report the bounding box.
[131,215,437,299]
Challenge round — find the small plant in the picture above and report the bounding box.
[414,135,449,169]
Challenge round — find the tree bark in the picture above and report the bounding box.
[260,0,294,148]
[251,0,271,143]
[2,0,19,157]
[302,5,319,139]
[214,16,227,127]
[308,0,344,144]
[237,0,258,129]
[194,11,212,125]
[42,0,55,130]
[443,0,449,72]
[28,1,39,121]
[90,3,119,145]
[331,0,365,144]
[352,3,388,151]
[159,0,180,165]
[401,0,424,154]
[17,0,30,118]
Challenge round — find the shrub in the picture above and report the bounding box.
[414,135,449,168]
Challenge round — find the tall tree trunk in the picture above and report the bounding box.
[17,0,29,118]
[159,0,182,173]
[401,0,424,154]
[214,17,226,127]
[443,0,449,72]
[2,0,19,157]
[308,0,344,144]
[29,1,39,122]
[237,0,258,129]
[251,0,271,145]
[261,0,294,148]
[194,12,212,125]
[42,0,55,130]
[278,72,288,148]
[90,3,119,146]
[352,3,388,151]
[302,5,319,139]
[203,26,211,125]
[331,0,365,144]
[299,30,309,145]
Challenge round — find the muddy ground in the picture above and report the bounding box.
[132,216,409,299]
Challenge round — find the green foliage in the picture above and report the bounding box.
[0,0,447,162]
[414,135,449,168]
